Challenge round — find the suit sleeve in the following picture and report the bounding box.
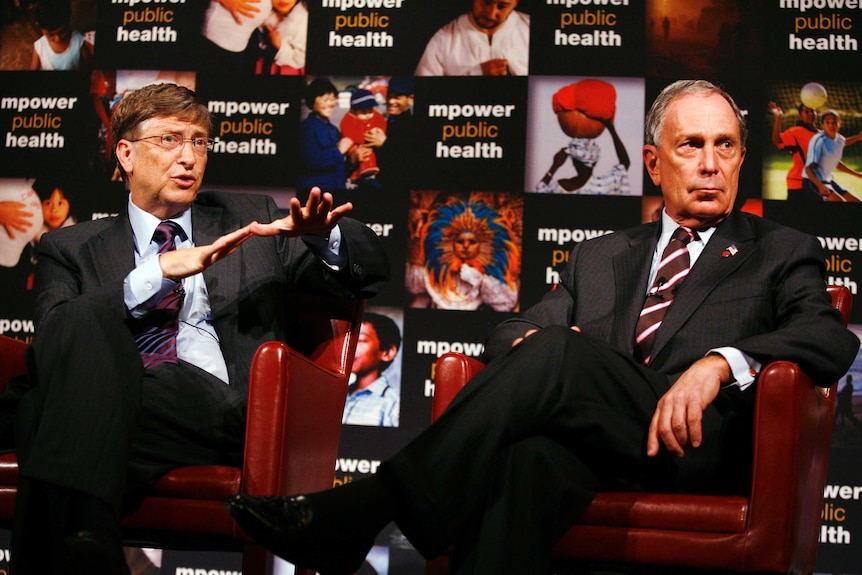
[482,242,583,362]
[260,196,389,300]
[731,232,858,386]
[34,230,128,330]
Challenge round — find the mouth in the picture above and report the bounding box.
[475,16,498,27]
[172,174,197,188]
[692,186,723,194]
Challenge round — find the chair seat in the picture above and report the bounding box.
[0,454,241,501]
[579,492,748,533]
[150,465,242,500]
[0,453,17,484]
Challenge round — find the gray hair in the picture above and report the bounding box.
[644,80,748,148]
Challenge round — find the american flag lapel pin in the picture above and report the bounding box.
[722,244,738,258]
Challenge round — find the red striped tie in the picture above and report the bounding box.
[634,226,695,364]
[135,221,186,369]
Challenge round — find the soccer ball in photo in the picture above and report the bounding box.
[800,82,828,109]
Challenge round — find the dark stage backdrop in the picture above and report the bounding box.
[1,1,861,573]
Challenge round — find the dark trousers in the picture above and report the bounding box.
[380,327,753,575]
[11,298,246,572]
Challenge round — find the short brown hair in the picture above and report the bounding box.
[111,83,211,180]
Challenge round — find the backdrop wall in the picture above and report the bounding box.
[1,1,861,573]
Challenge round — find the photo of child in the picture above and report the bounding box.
[340,89,387,191]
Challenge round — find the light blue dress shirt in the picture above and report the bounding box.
[124,198,229,383]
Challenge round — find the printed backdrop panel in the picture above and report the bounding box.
[0,0,860,573]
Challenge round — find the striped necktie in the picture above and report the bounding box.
[135,221,186,369]
[634,226,695,364]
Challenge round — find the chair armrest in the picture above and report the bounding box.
[432,352,485,421]
[242,342,351,496]
[282,294,366,375]
[746,360,837,571]
[241,295,366,497]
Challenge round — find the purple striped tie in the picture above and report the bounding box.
[634,226,695,364]
[136,221,186,369]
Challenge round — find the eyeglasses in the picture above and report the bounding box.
[128,133,214,155]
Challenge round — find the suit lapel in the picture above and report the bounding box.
[88,216,137,286]
[192,201,240,318]
[192,201,242,383]
[611,225,658,355]
[649,211,758,362]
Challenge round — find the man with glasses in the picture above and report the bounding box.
[8,82,389,574]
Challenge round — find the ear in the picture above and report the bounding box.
[380,344,398,364]
[643,144,661,186]
[116,139,134,177]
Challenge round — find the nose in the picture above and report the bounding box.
[699,145,719,175]
[477,2,497,17]
[176,138,197,165]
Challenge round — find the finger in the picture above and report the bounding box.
[646,410,661,456]
[240,0,261,15]
[687,407,703,449]
[670,403,689,451]
[657,402,684,457]
[248,221,282,237]
[289,197,303,222]
[305,187,322,209]
[326,202,353,226]
[212,226,255,251]
[223,226,255,247]
[317,192,334,216]
[330,201,353,217]
[570,326,581,332]
[209,234,252,264]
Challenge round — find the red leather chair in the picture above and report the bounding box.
[0,292,365,575]
[427,286,853,575]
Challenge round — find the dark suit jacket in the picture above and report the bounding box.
[484,210,858,388]
[32,191,390,394]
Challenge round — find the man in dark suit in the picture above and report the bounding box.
[9,83,389,574]
[226,81,860,574]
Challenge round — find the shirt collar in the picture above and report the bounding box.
[349,375,391,397]
[128,194,193,254]
[659,209,717,247]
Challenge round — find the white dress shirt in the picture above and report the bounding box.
[651,210,760,390]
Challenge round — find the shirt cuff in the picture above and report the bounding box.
[301,224,345,270]
[123,256,181,317]
[709,346,761,391]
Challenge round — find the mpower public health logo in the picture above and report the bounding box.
[174,568,241,575]
[0,318,34,336]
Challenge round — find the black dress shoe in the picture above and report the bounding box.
[225,494,374,575]
[63,529,130,575]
